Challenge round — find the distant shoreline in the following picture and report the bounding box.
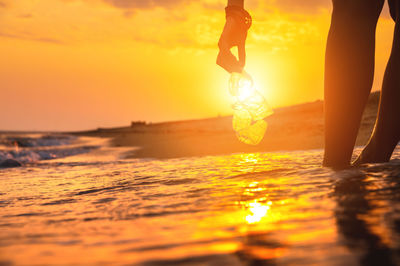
[69,92,379,159]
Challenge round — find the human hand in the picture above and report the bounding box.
[217,6,251,73]
[217,16,248,73]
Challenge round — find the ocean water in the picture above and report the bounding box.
[1,134,400,265]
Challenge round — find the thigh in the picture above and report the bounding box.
[388,0,399,21]
[332,0,384,20]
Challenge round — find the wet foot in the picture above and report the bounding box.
[352,152,372,166]
[352,143,390,166]
[322,159,351,171]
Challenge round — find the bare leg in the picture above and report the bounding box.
[323,0,384,169]
[354,0,400,165]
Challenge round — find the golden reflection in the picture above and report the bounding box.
[237,182,275,224]
[238,153,262,164]
[245,200,272,224]
[242,182,267,196]
[1,148,344,265]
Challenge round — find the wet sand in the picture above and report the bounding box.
[73,92,380,159]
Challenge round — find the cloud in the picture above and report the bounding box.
[18,13,33,18]
[272,0,392,19]
[101,0,225,12]
[274,0,330,13]
[97,0,329,50]
[103,0,185,10]
[201,1,225,11]
[0,31,65,44]
[101,0,331,13]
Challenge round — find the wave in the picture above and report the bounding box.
[0,134,99,166]
[0,134,73,148]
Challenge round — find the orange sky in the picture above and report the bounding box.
[0,0,395,131]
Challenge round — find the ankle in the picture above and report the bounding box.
[323,157,351,170]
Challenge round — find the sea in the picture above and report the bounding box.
[1,133,400,265]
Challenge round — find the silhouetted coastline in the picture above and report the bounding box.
[72,92,380,159]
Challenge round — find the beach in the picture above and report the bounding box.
[73,92,380,160]
[2,130,400,265]
[3,91,400,265]
[2,0,398,263]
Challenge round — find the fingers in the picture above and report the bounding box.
[238,42,246,70]
[217,31,243,73]
[216,17,247,73]
[217,40,245,73]
[217,49,243,73]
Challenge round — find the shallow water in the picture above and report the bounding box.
[1,135,400,265]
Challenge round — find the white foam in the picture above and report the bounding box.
[0,134,99,164]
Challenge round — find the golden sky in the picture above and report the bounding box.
[0,0,395,131]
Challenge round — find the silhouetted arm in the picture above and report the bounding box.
[217,0,251,73]
[228,0,243,7]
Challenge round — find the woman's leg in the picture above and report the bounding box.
[323,0,384,169]
[354,0,400,164]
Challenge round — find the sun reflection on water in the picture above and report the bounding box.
[0,146,356,265]
[245,200,272,224]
